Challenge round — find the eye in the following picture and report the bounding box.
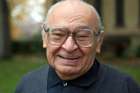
[77,31,91,37]
[49,30,66,42]
[52,30,65,37]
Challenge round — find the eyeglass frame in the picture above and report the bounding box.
[42,24,101,47]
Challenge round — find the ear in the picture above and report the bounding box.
[96,31,104,53]
[42,29,48,48]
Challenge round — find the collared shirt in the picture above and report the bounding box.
[47,59,99,93]
[15,59,140,93]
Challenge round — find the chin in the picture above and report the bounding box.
[56,65,81,76]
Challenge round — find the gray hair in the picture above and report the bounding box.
[45,0,104,32]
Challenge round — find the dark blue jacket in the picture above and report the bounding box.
[15,60,140,93]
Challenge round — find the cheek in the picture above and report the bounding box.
[46,46,60,66]
[80,46,96,64]
[82,45,96,57]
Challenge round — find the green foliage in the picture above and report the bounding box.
[12,34,43,54]
[113,65,140,84]
[0,56,45,93]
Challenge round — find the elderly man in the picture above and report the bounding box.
[15,0,140,93]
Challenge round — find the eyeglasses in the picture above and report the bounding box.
[43,24,100,47]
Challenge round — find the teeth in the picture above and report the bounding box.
[58,55,79,60]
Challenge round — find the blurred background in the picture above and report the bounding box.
[0,0,140,93]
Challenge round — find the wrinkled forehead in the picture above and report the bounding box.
[46,1,98,29]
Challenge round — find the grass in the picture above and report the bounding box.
[113,64,140,84]
[101,58,140,84]
[0,55,45,93]
[0,56,140,93]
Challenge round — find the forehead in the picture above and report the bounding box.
[47,1,98,29]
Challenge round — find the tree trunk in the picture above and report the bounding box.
[0,0,11,58]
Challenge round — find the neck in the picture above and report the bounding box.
[56,61,94,80]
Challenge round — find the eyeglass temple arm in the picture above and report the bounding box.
[42,24,49,32]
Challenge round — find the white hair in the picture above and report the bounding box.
[45,0,104,32]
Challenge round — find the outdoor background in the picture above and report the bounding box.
[0,0,140,93]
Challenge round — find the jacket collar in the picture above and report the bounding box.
[47,59,100,88]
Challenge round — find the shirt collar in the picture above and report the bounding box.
[47,65,61,89]
[47,59,100,88]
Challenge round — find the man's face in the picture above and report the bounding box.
[43,2,103,80]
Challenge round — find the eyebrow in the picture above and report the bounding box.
[74,25,92,30]
[49,25,92,31]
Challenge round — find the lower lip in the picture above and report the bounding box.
[58,56,80,66]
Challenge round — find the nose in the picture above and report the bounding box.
[62,36,78,52]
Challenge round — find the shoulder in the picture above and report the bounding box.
[98,63,140,93]
[100,63,128,79]
[21,64,49,82]
[15,65,49,93]
[99,63,135,83]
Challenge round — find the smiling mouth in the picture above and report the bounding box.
[58,55,80,60]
